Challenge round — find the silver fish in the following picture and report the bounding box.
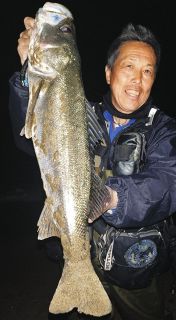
[22,2,112,316]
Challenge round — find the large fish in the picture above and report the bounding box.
[22,2,112,317]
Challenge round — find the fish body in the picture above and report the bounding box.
[23,2,112,316]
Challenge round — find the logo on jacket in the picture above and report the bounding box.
[124,239,157,268]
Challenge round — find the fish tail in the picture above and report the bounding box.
[49,258,112,317]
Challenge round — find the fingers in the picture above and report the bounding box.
[106,186,118,209]
[17,17,35,65]
[17,33,30,65]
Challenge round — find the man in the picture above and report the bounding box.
[9,16,176,320]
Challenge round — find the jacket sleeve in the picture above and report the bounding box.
[103,112,176,228]
[8,72,35,156]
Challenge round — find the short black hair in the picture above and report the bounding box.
[107,23,161,72]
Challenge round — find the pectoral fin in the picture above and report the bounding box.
[24,78,43,139]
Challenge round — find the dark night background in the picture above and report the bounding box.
[0,1,176,319]
[0,0,175,194]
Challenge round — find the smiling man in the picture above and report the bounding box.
[9,17,176,320]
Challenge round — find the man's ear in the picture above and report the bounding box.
[105,65,111,85]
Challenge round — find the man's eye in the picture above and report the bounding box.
[144,69,152,75]
[60,25,72,33]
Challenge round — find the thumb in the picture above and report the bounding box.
[24,17,35,30]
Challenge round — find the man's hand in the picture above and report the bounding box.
[17,17,35,65]
[88,186,118,223]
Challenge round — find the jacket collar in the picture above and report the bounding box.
[102,91,153,120]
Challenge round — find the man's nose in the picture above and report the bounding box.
[132,70,142,83]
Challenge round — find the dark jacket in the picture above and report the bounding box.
[9,72,176,229]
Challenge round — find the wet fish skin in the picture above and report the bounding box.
[24,2,112,317]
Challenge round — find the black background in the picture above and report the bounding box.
[0,0,175,195]
[0,3,176,319]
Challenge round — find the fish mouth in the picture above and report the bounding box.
[43,2,73,18]
[38,2,73,26]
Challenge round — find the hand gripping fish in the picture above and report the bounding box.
[21,2,112,317]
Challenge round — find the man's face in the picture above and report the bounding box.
[105,41,156,114]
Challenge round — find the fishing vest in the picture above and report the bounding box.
[92,104,173,290]
[93,103,158,179]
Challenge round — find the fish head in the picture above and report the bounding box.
[28,2,80,79]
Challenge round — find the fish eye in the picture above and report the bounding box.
[60,25,72,33]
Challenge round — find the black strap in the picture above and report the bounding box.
[92,217,108,234]
[20,58,28,87]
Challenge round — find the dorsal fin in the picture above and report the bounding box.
[86,100,106,154]
[85,100,110,220]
